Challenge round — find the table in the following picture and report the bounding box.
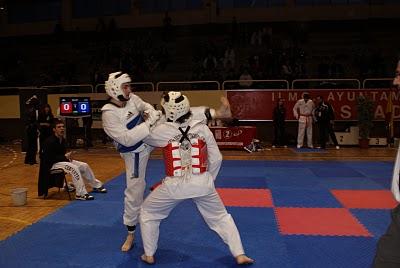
[209,126,257,149]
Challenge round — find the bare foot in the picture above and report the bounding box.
[121,233,134,252]
[236,254,254,265]
[141,254,155,264]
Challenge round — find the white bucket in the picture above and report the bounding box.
[11,188,28,206]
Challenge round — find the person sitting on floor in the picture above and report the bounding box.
[38,118,107,200]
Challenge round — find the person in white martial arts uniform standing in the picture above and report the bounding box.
[39,118,107,200]
[293,92,315,148]
[390,60,400,204]
[101,72,161,251]
[373,60,400,268]
[139,91,254,265]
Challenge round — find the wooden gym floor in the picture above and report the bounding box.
[0,143,396,241]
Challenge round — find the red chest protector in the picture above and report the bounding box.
[162,138,208,177]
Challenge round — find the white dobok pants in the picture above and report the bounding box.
[120,147,151,227]
[140,184,245,257]
[297,115,313,147]
[51,160,102,196]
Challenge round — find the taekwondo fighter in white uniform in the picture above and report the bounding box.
[139,91,254,265]
[391,60,400,203]
[101,72,161,251]
[293,92,315,148]
[101,72,228,252]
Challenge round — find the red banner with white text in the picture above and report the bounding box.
[227,89,399,121]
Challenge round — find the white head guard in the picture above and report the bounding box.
[161,91,190,122]
[105,71,131,101]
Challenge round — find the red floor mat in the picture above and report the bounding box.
[275,207,372,236]
[331,190,398,209]
[216,188,273,207]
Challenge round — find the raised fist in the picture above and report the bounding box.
[144,109,161,128]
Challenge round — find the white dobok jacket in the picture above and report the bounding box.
[391,147,400,203]
[144,118,223,199]
[101,93,154,153]
[293,98,315,122]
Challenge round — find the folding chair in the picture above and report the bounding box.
[44,168,71,200]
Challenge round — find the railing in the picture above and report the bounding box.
[40,84,94,94]
[156,81,220,91]
[95,82,155,93]
[0,86,40,95]
[1,77,398,96]
[362,78,394,89]
[291,79,361,89]
[222,79,289,90]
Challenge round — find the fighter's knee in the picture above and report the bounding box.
[139,209,149,223]
[81,162,90,169]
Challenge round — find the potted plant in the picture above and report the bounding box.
[356,96,374,148]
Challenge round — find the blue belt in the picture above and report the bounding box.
[117,141,144,153]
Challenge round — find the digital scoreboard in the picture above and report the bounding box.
[59,97,91,117]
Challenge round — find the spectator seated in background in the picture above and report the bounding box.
[203,53,217,71]
[223,45,235,69]
[38,118,107,200]
[239,69,253,88]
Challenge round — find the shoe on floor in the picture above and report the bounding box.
[92,186,107,193]
[244,145,253,153]
[64,183,76,192]
[297,145,301,149]
[336,146,340,150]
[75,194,94,200]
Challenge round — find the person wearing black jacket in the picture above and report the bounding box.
[38,103,54,146]
[24,95,40,165]
[272,98,286,148]
[38,118,107,200]
[314,96,339,149]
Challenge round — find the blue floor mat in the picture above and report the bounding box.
[41,201,123,226]
[0,159,394,268]
[344,161,393,168]
[227,207,290,268]
[350,209,392,239]
[95,183,125,202]
[319,177,385,190]
[215,176,267,188]
[311,166,364,177]
[0,223,130,268]
[265,167,318,177]
[265,169,321,189]
[284,236,377,268]
[218,165,267,177]
[271,188,342,208]
[370,177,392,189]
